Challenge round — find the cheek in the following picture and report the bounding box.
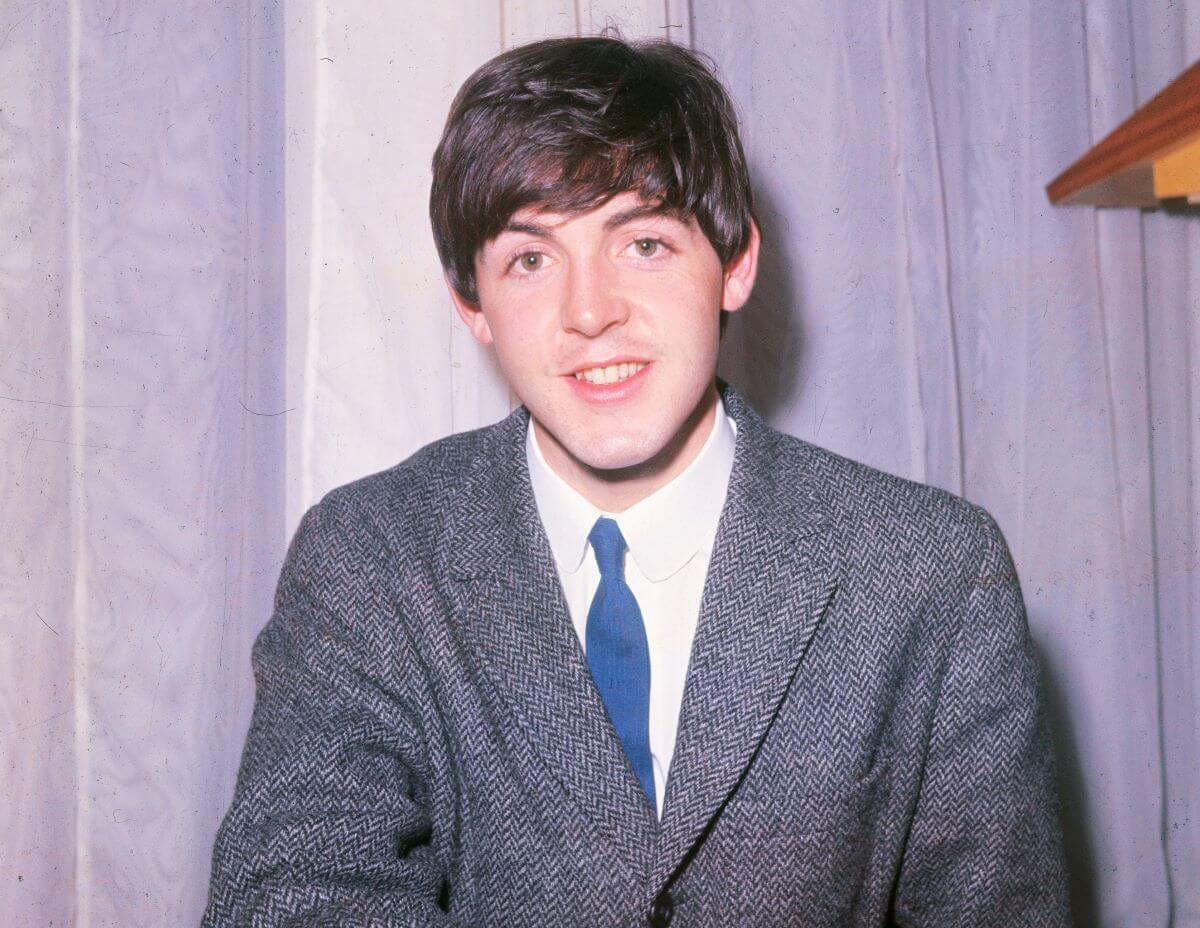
[638,260,722,313]
[639,274,722,345]
[487,309,559,380]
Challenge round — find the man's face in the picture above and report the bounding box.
[449,190,759,478]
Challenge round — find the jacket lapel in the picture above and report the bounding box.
[446,407,660,873]
[651,384,844,886]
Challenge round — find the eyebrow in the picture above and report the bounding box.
[501,203,689,240]
[603,202,690,232]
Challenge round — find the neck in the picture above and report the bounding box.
[533,384,719,513]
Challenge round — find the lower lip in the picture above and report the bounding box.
[565,363,653,404]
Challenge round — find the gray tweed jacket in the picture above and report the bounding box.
[202,381,1072,927]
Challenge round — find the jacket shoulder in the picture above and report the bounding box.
[778,431,1003,572]
[298,419,499,552]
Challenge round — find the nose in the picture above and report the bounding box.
[559,255,630,338]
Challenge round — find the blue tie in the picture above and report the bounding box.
[585,517,656,810]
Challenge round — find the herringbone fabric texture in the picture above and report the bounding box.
[201,381,1072,927]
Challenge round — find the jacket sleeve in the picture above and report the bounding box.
[892,505,1073,927]
[201,501,469,927]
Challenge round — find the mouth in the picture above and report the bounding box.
[568,357,652,381]
[563,358,653,402]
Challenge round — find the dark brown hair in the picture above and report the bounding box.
[429,34,755,306]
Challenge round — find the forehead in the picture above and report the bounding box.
[502,190,696,236]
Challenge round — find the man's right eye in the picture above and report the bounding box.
[509,250,549,275]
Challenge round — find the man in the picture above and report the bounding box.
[202,35,1072,927]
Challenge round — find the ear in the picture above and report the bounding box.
[445,272,493,344]
[720,218,761,313]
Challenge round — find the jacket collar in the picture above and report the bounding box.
[446,380,844,885]
[448,380,824,577]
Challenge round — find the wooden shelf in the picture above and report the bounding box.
[1047,57,1200,207]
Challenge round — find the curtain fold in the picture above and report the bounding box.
[706,1,1198,924]
[2,1,286,924]
[2,1,1195,924]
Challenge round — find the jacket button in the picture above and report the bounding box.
[648,890,673,928]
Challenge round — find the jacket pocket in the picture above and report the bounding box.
[724,748,892,839]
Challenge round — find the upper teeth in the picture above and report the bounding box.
[574,362,647,385]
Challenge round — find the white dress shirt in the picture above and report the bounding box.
[525,398,738,818]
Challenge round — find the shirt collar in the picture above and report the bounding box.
[526,396,738,582]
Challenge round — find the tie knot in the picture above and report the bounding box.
[588,517,627,579]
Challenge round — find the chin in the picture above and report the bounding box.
[565,428,664,474]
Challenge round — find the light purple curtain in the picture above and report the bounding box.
[2,1,1195,924]
[2,2,285,924]
[706,2,1199,924]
